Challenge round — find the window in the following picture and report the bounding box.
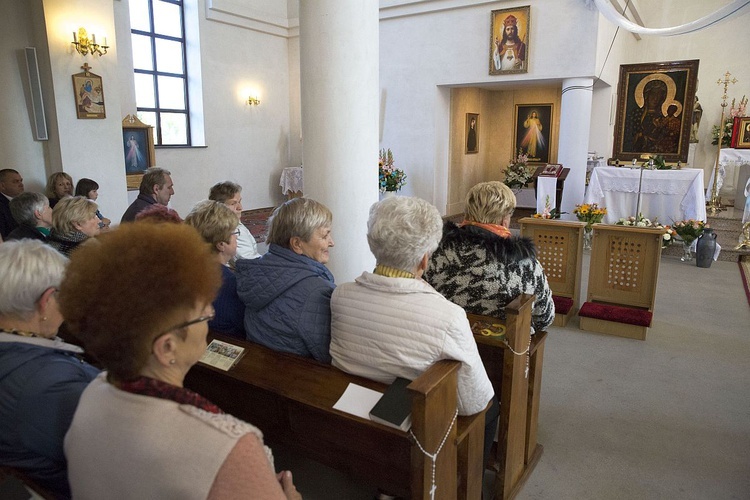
[129,0,190,146]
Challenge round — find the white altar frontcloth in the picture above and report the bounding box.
[585,166,706,224]
[280,166,304,195]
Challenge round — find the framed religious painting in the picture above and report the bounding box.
[736,117,750,149]
[612,59,699,163]
[466,113,479,154]
[513,104,552,164]
[489,6,530,75]
[72,65,105,119]
[122,115,156,190]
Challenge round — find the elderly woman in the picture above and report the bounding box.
[75,177,111,229]
[236,197,335,362]
[45,172,74,209]
[0,240,99,499]
[7,192,53,241]
[185,200,245,338]
[48,196,100,257]
[59,223,300,499]
[209,181,261,259]
[329,196,498,462]
[424,181,554,333]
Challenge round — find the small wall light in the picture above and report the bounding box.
[72,27,109,56]
[247,96,261,106]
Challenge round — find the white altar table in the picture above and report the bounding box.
[585,166,706,224]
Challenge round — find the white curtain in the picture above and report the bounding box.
[594,0,750,36]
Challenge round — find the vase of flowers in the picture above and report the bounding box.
[672,219,707,262]
[574,203,607,250]
[616,213,675,248]
[502,152,533,191]
[379,148,406,194]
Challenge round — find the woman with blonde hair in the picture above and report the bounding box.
[236,197,335,362]
[0,240,99,498]
[45,172,74,209]
[425,181,554,333]
[48,196,100,257]
[185,200,245,338]
[59,222,300,499]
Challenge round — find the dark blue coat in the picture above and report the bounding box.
[0,337,100,498]
[236,244,335,363]
[208,265,245,339]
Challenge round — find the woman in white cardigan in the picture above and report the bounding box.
[329,196,498,464]
[59,222,300,500]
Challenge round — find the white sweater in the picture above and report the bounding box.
[64,373,273,500]
[330,272,494,416]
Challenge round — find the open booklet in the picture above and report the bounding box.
[199,339,246,371]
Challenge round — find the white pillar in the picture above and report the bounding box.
[299,0,379,283]
[557,78,594,214]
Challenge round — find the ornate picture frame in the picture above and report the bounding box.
[513,103,552,164]
[466,113,479,154]
[489,6,530,75]
[736,117,750,149]
[612,59,699,163]
[122,115,156,190]
[72,65,105,119]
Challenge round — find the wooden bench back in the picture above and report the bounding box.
[588,224,664,310]
[185,341,462,499]
[518,217,585,301]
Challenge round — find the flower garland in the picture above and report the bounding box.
[379,148,407,193]
[616,213,674,248]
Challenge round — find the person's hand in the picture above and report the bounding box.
[277,470,302,500]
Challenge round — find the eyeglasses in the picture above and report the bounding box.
[231,229,241,236]
[156,306,215,339]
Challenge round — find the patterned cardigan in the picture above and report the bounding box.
[425,222,554,333]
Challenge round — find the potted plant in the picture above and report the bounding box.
[379,148,407,194]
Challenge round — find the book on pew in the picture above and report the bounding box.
[368,377,413,431]
[199,339,246,371]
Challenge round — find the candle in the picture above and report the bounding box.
[92,33,96,44]
[73,31,77,42]
[103,37,107,46]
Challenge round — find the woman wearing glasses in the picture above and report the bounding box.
[59,223,301,499]
[185,200,245,339]
[0,240,99,499]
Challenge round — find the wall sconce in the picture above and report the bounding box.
[72,27,109,56]
[247,96,261,106]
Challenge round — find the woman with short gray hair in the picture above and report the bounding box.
[236,197,335,362]
[48,196,100,257]
[0,240,99,498]
[7,192,52,241]
[330,196,498,464]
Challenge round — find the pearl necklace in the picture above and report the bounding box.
[0,327,40,338]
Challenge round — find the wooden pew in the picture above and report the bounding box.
[185,340,486,499]
[467,294,547,500]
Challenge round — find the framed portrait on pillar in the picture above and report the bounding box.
[122,115,155,190]
[489,6,530,75]
[72,65,105,119]
[612,59,699,163]
[466,113,479,154]
[513,104,552,164]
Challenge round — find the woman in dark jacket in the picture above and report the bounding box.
[48,196,101,257]
[6,192,52,241]
[425,181,554,333]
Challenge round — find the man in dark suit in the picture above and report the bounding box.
[0,169,25,239]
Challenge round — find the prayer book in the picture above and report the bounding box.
[369,377,413,431]
[539,163,563,177]
[199,339,246,371]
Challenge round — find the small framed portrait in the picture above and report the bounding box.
[612,59,699,162]
[466,113,479,154]
[122,115,156,190]
[489,6,530,75]
[513,104,553,164]
[737,117,750,149]
[72,69,105,119]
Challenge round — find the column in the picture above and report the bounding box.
[557,78,594,214]
[299,0,379,283]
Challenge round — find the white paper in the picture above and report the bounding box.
[332,383,383,420]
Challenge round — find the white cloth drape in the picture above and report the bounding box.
[594,0,750,36]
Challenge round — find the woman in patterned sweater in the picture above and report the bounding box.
[425,181,554,334]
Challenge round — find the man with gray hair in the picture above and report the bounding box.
[6,192,52,241]
[0,169,25,238]
[330,196,498,464]
[120,167,175,223]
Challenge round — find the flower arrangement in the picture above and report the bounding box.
[672,219,707,245]
[532,195,564,219]
[712,95,748,146]
[616,213,674,248]
[379,148,407,193]
[573,203,607,227]
[502,152,533,189]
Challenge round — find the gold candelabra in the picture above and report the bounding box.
[72,27,109,57]
[708,71,737,215]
